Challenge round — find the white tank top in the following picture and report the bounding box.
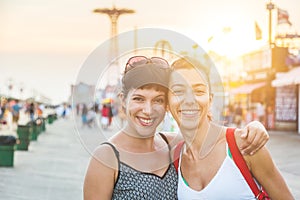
[177,143,257,200]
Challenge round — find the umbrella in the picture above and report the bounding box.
[101,98,113,104]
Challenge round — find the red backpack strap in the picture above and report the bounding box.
[173,141,184,173]
[226,128,267,200]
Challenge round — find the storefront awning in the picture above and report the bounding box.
[272,67,300,87]
[230,82,265,94]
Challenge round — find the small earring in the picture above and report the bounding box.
[207,109,213,121]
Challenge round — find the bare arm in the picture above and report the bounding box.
[83,145,118,200]
[245,147,294,200]
[235,121,269,155]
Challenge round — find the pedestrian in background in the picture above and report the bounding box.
[256,101,265,126]
[234,101,243,128]
[81,103,88,128]
[266,103,275,130]
[27,102,35,122]
[108,103,114,127]
[12,99,22,130]
[101,104,109,129]
[0,97,8,129]
[86,107,96,128]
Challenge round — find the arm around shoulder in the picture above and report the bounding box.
[83,144,118,200]
[234,121,269,155]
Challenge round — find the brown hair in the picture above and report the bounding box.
[171,56,213,120]
[171,56,211,93]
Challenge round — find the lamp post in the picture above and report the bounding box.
[19,82,24,100]
[5,78,14,98]
[266,1,275,46]
[93,6,135,85]
[93,6,135,61]
[266,1,275,129]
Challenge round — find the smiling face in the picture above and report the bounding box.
[168,68,212,131]
[122,85,167,138]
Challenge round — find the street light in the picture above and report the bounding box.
[266,1,275,46]
[266,0,276,129]
[93,6,135,59]
[93,6,135,86]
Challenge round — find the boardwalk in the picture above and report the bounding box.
[0,116,112,200]
[0,117,299,199]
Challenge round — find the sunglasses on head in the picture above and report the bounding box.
[125,56,170,73]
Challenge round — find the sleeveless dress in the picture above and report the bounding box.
[177,143,257,200]
[103,134,178,200]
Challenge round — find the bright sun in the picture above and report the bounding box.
[207,25,266,59]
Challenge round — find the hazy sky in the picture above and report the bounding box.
[1,0,299,104]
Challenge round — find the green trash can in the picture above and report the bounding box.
[35,118,42,136]
[42,117,46,132]
[0,136,17,167]
[48,114,54,124]
[17,125,32,151]
[29,122,38,141]
[53,114,57,121]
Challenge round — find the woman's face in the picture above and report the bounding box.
[123,87,167,138]
[168,68,211,131]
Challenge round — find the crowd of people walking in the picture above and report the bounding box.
[0,97,44,131]
[75,101,118,129]
[222,101,275,130]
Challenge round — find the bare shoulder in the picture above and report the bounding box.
[159,131,183,148]
[84,143,118,199]
[91,143,119,170]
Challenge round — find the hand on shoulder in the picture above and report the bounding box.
[234,121,269,156]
